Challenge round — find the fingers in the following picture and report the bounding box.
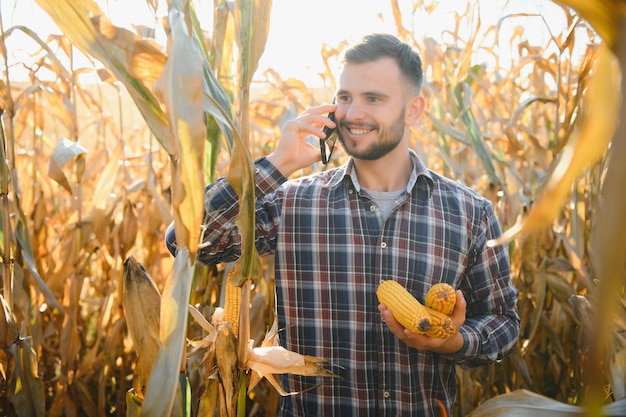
[450,290,466,329]
[266,103,337,176]
[285,104,337,139]
[379,291,466,354]
[378,304,409,341]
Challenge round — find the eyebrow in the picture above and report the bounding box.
[336,89,391,99]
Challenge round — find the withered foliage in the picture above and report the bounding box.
[0,1,624,416]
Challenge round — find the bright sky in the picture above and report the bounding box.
[2,0,574,86]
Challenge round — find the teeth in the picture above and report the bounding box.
[350,128,371,135]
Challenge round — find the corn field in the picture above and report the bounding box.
[0,0,625,416]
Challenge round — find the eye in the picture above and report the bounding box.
[337,94,351,104]
[367,96,380,103]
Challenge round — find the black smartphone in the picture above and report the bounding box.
[320,102,337,164]
[322,111,336,140]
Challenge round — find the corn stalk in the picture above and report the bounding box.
[465,0,626,415]
[3,0,624,415]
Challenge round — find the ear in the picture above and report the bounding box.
[405,95,425,125]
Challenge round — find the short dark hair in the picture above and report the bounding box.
[343,33,423,92]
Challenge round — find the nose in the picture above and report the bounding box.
[343,101,365,121]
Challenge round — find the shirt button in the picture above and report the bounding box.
[349,189,354,194]
[370,205,376,211]
[381,242,387,248]
[383,391,390,398]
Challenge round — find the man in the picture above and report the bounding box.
[166,33,520,416]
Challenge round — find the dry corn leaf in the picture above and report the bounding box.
[525,267,548,344]
[12,207,63,312]
[0,294,19,350]
[247,346,339,378]
[47,138,88,193]
[490,44,620,246]
[153,7,205,262]
[91,144,122,212]
[7,337,46,417]
[35,0,175,153]
[141,248,193,417]
[609,340,626,400]
[554,0,626,49]
[468,389,626,416]
[119,200,138,258]
[245,318,340,396]
[59,277,81,378]
[91,15,166,83]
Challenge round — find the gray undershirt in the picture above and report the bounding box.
[362,188,405,221]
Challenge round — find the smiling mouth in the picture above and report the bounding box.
[348,127,373,135]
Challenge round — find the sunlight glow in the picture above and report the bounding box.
[1,0,585,86]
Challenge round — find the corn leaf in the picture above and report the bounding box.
[554,0,625,49]
[586,11,626,409]
[34,0,175,153]
[490,44,620,246]
[8,338,46,417]
[142,248,193,417]
[228,0,272,288]
[153,7,205,261]
[47,138,87,193]
[454,82,500,184]
[14,207,63,313]
[468,389,626,416]
[0,294,19,349]
[234,0,272,87]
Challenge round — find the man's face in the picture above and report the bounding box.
[335,57,411,161]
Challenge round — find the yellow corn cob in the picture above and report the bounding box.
[425,283,457,315]
[376,280,431,334]
[424,307,456,339]
[224,270,241,335]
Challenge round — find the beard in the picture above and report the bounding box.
[338,107,406,161]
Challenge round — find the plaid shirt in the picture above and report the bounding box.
[167,152,520,417]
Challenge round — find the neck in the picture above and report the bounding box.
[353,151,413,192]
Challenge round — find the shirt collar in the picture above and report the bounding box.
[325,150,434,195]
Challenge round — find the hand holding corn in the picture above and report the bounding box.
[376,281,459,339]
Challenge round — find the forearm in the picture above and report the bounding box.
[451,312,520,368]
[165,157,287,265]
[165,177,242,265]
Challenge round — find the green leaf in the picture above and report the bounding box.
[453,82,500,184]
[234,0,273,86]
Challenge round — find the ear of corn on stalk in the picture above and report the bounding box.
[377,280,457,339]
[122,256,162,398]
[224,270,241,335]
